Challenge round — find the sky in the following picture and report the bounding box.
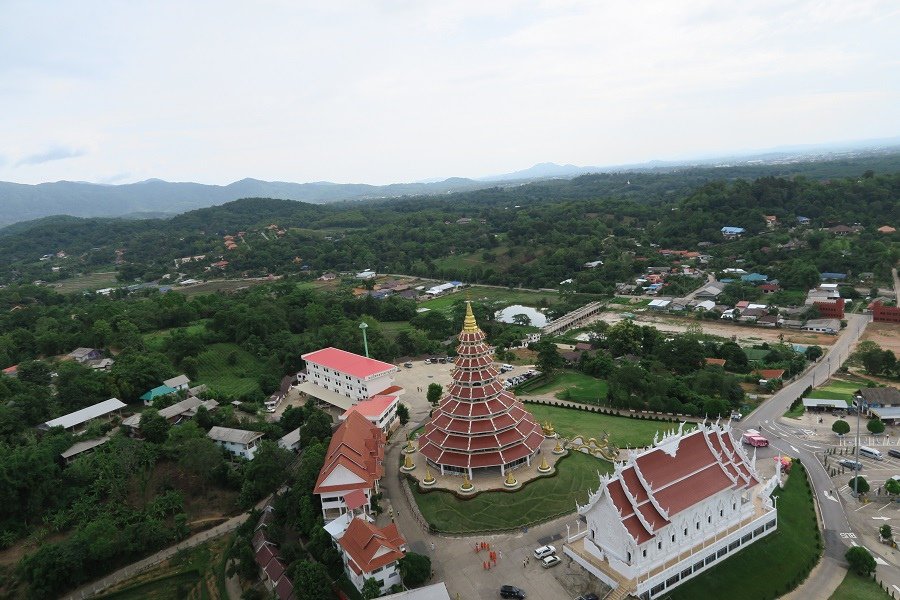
[1,0,898,185]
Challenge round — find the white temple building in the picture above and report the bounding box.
[564,421,779,600]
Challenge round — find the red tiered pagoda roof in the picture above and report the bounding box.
[418,302,543,474]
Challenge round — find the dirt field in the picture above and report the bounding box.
[857,321,900,355]
[581,311,837,346]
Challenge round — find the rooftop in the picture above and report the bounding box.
[340,394,399,421]
[207,426,265,445]
[60,436,111,459]
[315,411,384,495]
[301,347,397,380]
[380,582,451,600]
[337,517,405,574]
[163,374,190,388]
[42,398,126,430]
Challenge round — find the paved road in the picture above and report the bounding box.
[736,314,884,595]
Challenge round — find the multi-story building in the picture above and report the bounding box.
[336,517,406,595]
[564,422,778,600]
[339,394,400,436]
[207,426,264,460]
[314,411,384,522]
[301,347,399,408]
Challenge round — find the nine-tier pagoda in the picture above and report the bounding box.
[418,302,544,479]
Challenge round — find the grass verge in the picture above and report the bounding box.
[409,451,610,533]
[666,462,821,600]
[519,370,608,403]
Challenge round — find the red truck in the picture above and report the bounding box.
[742,429,769,447]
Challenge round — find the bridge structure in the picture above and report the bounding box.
[541,301,604,336]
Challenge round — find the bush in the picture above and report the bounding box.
[845,546,876,575]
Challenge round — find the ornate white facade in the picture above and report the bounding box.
[565,422,779,600]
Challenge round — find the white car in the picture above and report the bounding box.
[533,545,556,559]
[541,555,561,569]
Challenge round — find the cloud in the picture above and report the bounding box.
[16,145,86,167]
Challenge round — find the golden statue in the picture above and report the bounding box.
[539,455,550,471]
[506,470,517,485]
[403,453,414,469]
[461,473,473,489]
[424,465,435,483]
[554,439,563,453]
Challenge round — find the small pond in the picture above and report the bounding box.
[494,304,547,327]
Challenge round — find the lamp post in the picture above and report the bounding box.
[359,322,370,358]
[854,393,861,496]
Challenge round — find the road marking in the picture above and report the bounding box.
[824,491,839,503]
[893,585,900,594]
[839,532,857,538]
[790,445,799,453]
[875,557,888,565]
[872,516,891,520]
[879,504,892,512]
[840,485,849,491]
[850,540,858,546]
[802,443,821,449]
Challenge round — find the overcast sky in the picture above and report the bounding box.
[1,0,898,185]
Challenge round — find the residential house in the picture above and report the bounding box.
[796,216,811,225]
[694,284,725,300]
[565,423,777,600]
[740,273,768,284]
[39,398,127,433]
[584,260,604,268]
[693,300,716,312]
[820,272,847,282]
[163,374,191,391]
[827,225,863,236]
[66,347,103,363]
[356,270,377,280]
[314,411,385,522]
[2,365,17,378]
[87,358,115,371]
[801,319,840,334]
[756,315,779,328]
[759,283,780,295]
[340,395,401,436]
[122,396,219,434]
[140,384,178,405]
[704,358,727,368]
[878,225,896,234]
[336,517,407,595]
[279,428,302,452]
[648,298,672,310]
[319,272,337,281]
[380,583,452,600]
[763,215,777,228]
[207,426,265,460]
[805,285,841,305]
[720,226,746,239]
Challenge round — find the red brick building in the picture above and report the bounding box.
[873,302,900,324]
[814,298,844,319]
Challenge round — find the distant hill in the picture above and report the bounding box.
[1,140,899,227]
[0,177,497,227]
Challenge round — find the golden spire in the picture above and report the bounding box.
[404,453,414,469]
[424,465,434,482]
[506,470,517,485]
[463,301,479,333]
[540,455,549,471]
[554,439,563,453]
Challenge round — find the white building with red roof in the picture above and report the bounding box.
[300,347,400,410]
[336,516,407,595]
[340,394,400,436]
[564,422,779,600]
[314,411,385,522]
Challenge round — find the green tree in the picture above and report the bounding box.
[181,356,199,380]
[885,478,900,496]
[535,341,564,374]
[289,560,337,600]
[399,551,432,588]
[849,476,870,495]
[362,577,382,599]
[16,360,52,386]
[177,437,224,491]
[239,441,293,507]
[804,346,824,362]
[427,383,443,405]
[396,402,410,425]
[606,319,642,357]
[832,419,850,436]
[880,523,892,539]
[845,546,876,575]
[867,418,885,435]
[139,408,170,444]
[300,410,333,443]
[512,313,531,326]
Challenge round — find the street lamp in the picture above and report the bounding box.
[854,393,861,496]
[359,322,370,358]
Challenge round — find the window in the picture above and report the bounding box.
[658,541,662,550]
[671,534,675,542]
[741,533,752,544]
[642,549,647,558]
[766,519,776,530]
[732,502,736,511]
[666,575,680,587]
[719,509,724,517]
[651,584,666,596]
[627,551,631,562]
[705,554,715,565]
[693,560,704,572]
[684,528,688,536]
[754,526,765,536]
[681,567,692,579]
[696,522,700,530]
[708,516,711,523]
[717,547,727,558]
[728,540,740,551]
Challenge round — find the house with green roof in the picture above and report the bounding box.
[140,384,178,405]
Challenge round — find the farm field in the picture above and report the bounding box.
[667,463,820,600]
[813,379,859,402]
[408,451,609,533]
[195,342,268,397]
[859,322,900,356]
[419,286,560,314]
[523,403,691,449]
[143,320,211,352]
[174,278,279,298]
[518,370,608,403]
[52,271,119,293]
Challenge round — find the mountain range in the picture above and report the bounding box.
[1,139,898,228]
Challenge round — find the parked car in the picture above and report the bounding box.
[403,362,413,368]
[533,544,556,559]
[500,585,526,599]
[838,459,863,471]
[541,555,561,568]
[890,449,900,459]
[424,359,431,364]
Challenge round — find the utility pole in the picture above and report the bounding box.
[855,393,861,496]
[359,321,369,358]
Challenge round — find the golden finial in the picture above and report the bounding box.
[463,301,479,333]
[424,465,434,482]
[506,471,516,485]
[403,453,414,469]
[554,439,563,453]
[540,455,549,471]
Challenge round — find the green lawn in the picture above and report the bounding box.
[53,271,120,293]
[519,370,608,403]
[523,403,690,449]
[744,348,770,362]
[784,403,806,419]
[195,342,267,397]
[829,571,892,600]
[667,462,820,600]
[418,286,560,314]
[409,451,609,533]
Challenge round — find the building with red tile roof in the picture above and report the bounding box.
[418,302,543,479]
[336,516,406,594]
[314,411,384,522]
[340,394,400,435]
[301,347,399,407]
[755,369,785,382]
[704,358,726,367]
[565,422,777,599]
